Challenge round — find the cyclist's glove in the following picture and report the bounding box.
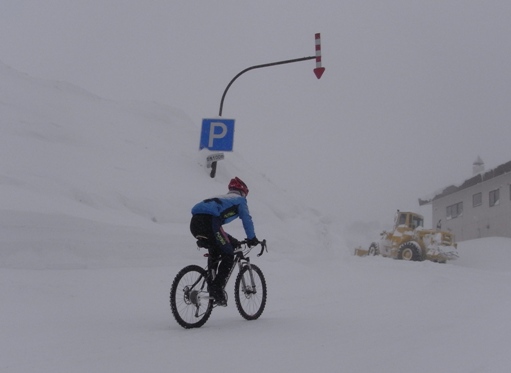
[247,236,259,248]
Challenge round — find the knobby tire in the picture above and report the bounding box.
[234,264,267,320]
[170,265,213,329]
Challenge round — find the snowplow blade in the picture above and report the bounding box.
[354,247,369,257]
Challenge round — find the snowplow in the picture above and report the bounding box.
[354,211,458,263]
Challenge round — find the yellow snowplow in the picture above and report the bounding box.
[355,211,458,263]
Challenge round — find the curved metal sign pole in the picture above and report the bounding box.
[210,33,325,178]
[210,56,316,178]
[218,56,315,117]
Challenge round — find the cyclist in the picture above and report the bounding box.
[190,177,259,306]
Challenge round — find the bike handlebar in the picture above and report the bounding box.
[257,239,268,257]
[237,238,268,257]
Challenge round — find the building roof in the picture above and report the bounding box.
[419,160,511,206]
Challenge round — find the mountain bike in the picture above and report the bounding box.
[170,238,268,329]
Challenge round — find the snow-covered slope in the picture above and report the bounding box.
[2,61,511,373]
[0,60,340,267]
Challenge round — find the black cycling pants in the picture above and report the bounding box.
[190,214,235,287]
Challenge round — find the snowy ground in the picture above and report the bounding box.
[3,216,511,373]
[2,61,511,372]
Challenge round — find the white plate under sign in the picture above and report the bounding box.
[206,153,224,168]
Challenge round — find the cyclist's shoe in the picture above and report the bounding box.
[214,296,227,307]
[210,285,227,307]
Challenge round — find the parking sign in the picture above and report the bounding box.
[199,118,235,151]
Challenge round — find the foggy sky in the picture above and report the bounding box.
[2,0,511,225]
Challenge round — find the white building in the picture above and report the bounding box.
[419,158,511,241]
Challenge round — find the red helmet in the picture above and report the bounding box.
[228,177,249,196]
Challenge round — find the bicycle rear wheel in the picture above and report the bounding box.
[170,265,213,328]
[234,264,267,320]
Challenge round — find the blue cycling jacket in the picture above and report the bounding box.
[191,191,256,239]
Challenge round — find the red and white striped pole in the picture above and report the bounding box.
[313,33,325,79]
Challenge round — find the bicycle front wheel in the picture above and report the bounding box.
[234,264,267,320]
[170,265,213,329]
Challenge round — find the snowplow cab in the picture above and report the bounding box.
[394,211,424,230]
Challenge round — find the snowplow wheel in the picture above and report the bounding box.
[398,242,421,261]
[368,243,379,256]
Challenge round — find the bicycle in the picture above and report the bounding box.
[170,238,268,329]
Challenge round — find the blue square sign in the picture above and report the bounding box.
[199,118,235,151]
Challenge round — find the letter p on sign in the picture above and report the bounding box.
[208,122,227,148]
[199,118,235,151]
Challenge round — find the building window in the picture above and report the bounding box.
[473,192,482,207]
[489,189,500,207]
[447,202,463,219]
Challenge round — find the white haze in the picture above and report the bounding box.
[2,61,511,373]
[2,1,511,228]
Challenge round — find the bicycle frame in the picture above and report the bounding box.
[197,240,266,305]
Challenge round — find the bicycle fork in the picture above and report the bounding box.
[237,257,258,295]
